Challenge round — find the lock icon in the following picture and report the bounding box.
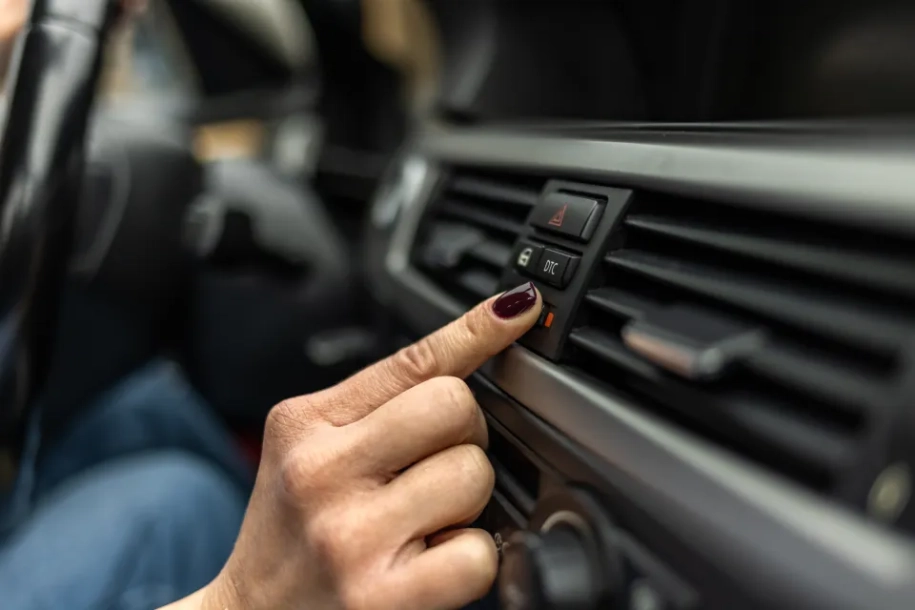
[517,247,533,267]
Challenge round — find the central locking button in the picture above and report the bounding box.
[513,241,544,275]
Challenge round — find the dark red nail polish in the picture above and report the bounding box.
[492,282,538,319]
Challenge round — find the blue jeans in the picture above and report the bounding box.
[0,361,252,610]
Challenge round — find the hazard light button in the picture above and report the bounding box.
[529,192,604,242]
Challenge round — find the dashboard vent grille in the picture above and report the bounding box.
[414,170,544,306]
[568,192,915,490]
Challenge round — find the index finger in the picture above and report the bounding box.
[313,282,541,425]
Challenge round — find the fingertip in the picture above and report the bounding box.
[463,527,499,560]
[433,528,499,597]
[490,281,541,322]
[378,529,499,610]
[457,529,500,592]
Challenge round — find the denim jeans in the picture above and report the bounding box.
[0,360,252,610]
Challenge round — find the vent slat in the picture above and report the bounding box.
[456,269,499,299]
[744,344,887,414]
[467,240,513,269]
[450,176,540,208]
[626,215,915,298]
[585,285,887,413]
[569,328,849,471]
[568,326,659,378]
[606,250,904,358]
[415,171,543,308]
[724,393,855,473]
[569,191,915,492]
[439,200,524,236]
[568,328,854,475]
[584,287,658,319]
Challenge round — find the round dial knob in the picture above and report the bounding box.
[499,526,604,610]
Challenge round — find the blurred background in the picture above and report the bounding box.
[14,0,915,448]
[18,0,447,441]
[102,0,438,181]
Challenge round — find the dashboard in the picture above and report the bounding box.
[359,2,915,608]
[365,123,915,610]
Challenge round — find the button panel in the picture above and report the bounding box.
[530,191,604,242]
[504,183,635,361]
[534,248,580,288]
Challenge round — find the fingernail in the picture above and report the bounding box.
[492,282,538,319]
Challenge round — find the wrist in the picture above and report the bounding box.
[156,575,244,610]
[199,573,249,610]
[157,588,211,610]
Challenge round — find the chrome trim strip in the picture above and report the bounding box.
[385,158,465,320]
[419,129,915,235]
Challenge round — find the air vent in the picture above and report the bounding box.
[414,170,545,306]
[567,192,915,491]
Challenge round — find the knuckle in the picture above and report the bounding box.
[392,339,438,383]
[452,444,495,493]
[278,429,353,498]
[279,445,323,499]
[265,400,294,438]
[433,376,478,432]
[306,505,375,578]
[265,396,315,440]
[461,305,491,344]
[305,511,347,561]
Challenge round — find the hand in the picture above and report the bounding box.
[179,282,541,610]
[0,0,27,76]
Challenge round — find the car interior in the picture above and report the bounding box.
[2,0,915,608]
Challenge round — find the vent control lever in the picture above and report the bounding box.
[420,224,484,270]
[622,304,765,381]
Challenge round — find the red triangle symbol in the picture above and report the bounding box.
[548,204,567,227]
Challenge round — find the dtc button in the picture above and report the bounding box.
[534,248,579,288]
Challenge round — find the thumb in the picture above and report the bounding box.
[312,282,542,425]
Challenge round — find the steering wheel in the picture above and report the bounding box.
[0,0,120,454]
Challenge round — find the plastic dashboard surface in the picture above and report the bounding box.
[366,124,915,610]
